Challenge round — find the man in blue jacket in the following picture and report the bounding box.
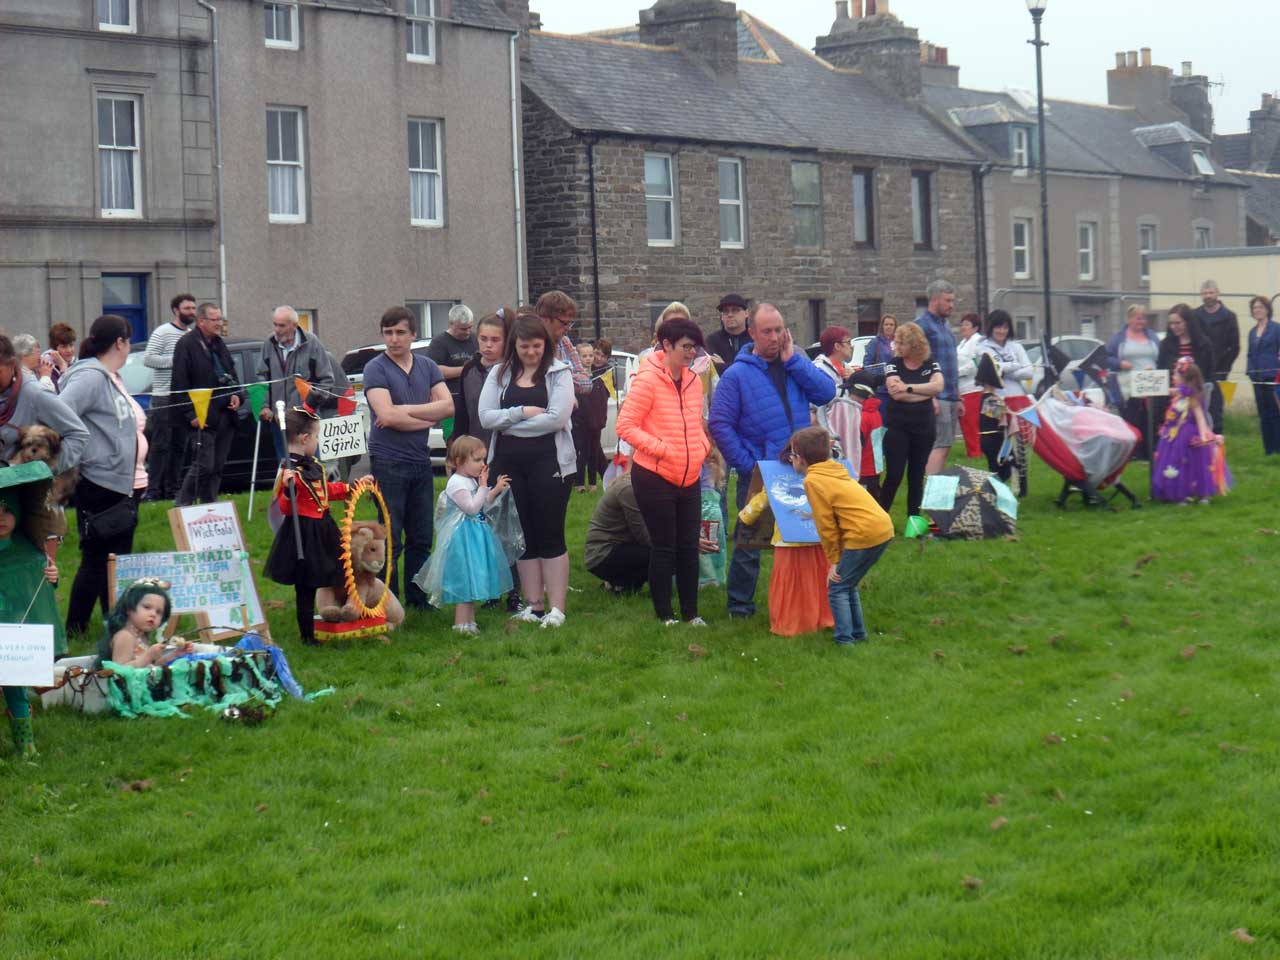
[709,303,836,617]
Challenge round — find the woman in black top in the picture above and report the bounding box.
[879,321,944,519]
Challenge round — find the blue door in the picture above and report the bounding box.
[101,273,148,343]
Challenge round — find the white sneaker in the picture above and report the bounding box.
[541,607,566,628]
[451,622,479,636]
[687,617,708,627]
[510,606,543,624]
[663,619,681,627]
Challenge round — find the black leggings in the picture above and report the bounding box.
[494,443,570,560]
[880,421,935,517]
[980,413,1011,481]
[67,480,141,637]
[630,463,700,621]
[295,584,316,643]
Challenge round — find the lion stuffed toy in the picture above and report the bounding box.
[315,521,405,628]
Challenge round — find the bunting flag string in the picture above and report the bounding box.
[1218,381,1238,407]
[189,388,213,429]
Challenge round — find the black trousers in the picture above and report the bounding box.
[295,584,316,643]
[177,413,235,506]
[1208,380,1226,435]
[630,462,700,621]
[67,480,141,637]
[573,421,606,486]
[144,396,190,498]
[980,413,1012,482]
[880,420,935,517]
[1120,399,1152,461]
[493,444,570,560]
[587,543,651,592]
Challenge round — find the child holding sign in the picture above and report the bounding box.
[265,408,349,645]
[791,427,893,647]
[0,489,60,758]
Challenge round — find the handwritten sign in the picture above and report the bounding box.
[168,503,267,638]
[1130,369,1170,398]
[318,414,367,461]
[0,623,55,687]
[112,550,247,622]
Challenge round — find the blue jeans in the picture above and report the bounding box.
[370,456,434,608]
[828,540,890,644]
[727,475,760,615]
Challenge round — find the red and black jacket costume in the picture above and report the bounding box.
[274,454,348,518]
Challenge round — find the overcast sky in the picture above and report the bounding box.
[535,0,1278,136]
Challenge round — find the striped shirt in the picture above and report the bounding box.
[142,321,191,396]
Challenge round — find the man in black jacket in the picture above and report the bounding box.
[172,302,246,505]
[1191,279,1239,433]
[706,293,753,376]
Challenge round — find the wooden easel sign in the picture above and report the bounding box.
[168,502,269,638]
[109,550,252,642]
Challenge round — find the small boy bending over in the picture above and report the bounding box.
[790,426,894,646]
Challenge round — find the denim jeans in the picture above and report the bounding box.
[828,540,890,644]
[370,456,434,607]
[726,475,760,615]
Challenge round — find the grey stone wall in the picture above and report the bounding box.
[523,118,979,352]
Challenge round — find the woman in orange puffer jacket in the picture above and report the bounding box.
[616,315,712,626]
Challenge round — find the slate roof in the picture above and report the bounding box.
[1132,121,1210,147]
[1231,170,1280,239]
[526,13,979,165]
[451,0,516,32]
[1215,133,1252,170]
[923,83,1242,185]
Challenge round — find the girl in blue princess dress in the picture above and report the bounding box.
[413,436,514,635]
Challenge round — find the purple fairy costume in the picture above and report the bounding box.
[1151,385,1232,502]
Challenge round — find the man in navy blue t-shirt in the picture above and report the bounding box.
[362,306,453,609]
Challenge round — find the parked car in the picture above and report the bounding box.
[121,339,278,491]
[805,336,875,370]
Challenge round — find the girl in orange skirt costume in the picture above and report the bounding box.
[737,446,834,637]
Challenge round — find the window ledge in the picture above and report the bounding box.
[719,242,745,251]
[98,24,137,35]
[101,210,142,219]
[411,221,444,229]
[269,216,306,225]
[647,240,676,248]
[265,40,299,50]
[407,54,436,64]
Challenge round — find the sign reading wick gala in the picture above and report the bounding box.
[318,414,367,461]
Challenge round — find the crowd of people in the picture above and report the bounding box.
[4,277,1280,758]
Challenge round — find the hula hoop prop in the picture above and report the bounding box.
[314,476,400,642]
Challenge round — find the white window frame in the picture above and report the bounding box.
[409,118,444,228]
[1194,224,1213,249]
[1078,221,1098,281]
[406,0,436,64]
[911,170,933,249]
[1012,126,1030,169]
[1015,314,1037,342]
[97,94,142,219]
[267,108,306,224]
[1191,150,1215,177]
[1138,222,1157,283]
[1012,216,1033,280]
[97,0,137,34]
[791,160,822,248]
[407,300,458,336]
[852,167,875,247]
[264,2,299,50]
[718,158,745,250]
[645,152,676,247]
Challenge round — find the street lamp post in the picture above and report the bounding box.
[1027,0,1052,346]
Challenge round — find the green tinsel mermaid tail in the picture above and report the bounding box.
[7,713,36,758]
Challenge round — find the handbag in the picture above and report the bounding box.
[82,496,138,541]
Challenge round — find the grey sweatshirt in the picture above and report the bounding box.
[57,358,139,495]
[0,369,89,474]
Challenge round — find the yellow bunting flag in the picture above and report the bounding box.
[1219,381,1237,407]
[188,388,212,429]
[294,376,312,407]
[601,371,617,402]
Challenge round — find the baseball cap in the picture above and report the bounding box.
[717,294,748,311]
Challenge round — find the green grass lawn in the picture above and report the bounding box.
[3,418,1278,959]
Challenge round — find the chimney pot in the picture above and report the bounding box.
[1181,60,1192,77]
[1264,93,1275,109]
[877,0,889,12]
[835,0,849,19]
[1126,50,1138,68]
[1115,51,1126,68]
[852,0,863,17]
[1140,47,1152,68]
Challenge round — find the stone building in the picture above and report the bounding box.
[518,0,985,351]
[0,0,525,354]
[923,41,1247,340]
[0,1,217,342]
[1215,94,1280,246]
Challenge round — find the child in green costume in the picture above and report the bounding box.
[0,490,61,758]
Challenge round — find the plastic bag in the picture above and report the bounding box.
[483,487,526,567]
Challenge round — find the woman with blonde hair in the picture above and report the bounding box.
[878,321,944,519]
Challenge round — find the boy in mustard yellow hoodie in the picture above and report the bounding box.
[790,427,894,646]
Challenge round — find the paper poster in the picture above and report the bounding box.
[0,623,54,687]
[318,414,367,461]
[920,474,960,512]
[756,460,856,544]
[871,427,886,475]
[988,477,1018,519]
[168,503,267,638]
[112,550,248,616]
[1129,369,1170,398]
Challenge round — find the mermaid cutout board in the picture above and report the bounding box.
[736,460,858,548]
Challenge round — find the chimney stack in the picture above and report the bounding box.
[639,0,740,81]
[1140,47,1152,68]
[1171,59,1214,138]
[815,0,921,98]
[1181,61,1192,77]
[835,0,849,20]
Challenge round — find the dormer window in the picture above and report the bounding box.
[1191,150,1215,177]
[1012,126,1031,169]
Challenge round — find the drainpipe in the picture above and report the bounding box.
[508,31,526,305]
[196,0,227,315]
[972,163,991,314]
[587,135,602,341]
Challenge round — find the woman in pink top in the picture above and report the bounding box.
[56,315,148,636]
